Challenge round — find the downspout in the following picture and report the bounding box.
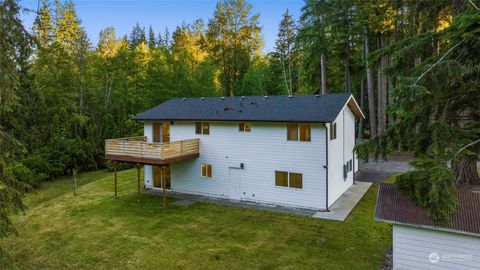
[325,123,329,211]
[343,109,346,181]
[353,118,356,184]
[353,149,356,184]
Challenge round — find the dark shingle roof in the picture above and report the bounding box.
[375,183,480,236]
[134,94,355,123]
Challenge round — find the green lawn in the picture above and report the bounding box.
[3,169,391,269]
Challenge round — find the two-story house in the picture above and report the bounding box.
[105,93,364,210]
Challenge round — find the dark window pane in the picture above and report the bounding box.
[195,122,202,134]
[244,122,251,132]
[203,122,210,135]
[299,124,311,141]
[289,173,303,188]
[153,123,161,142]
[275,171,288,187]
[207,164,212,177]
[201,163,207,177]
[287,124,298,141]
[330,122,337,140]
[239,123,244,131]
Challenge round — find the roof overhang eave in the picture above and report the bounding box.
[374,217,480,237]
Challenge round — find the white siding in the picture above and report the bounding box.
[143,121,153,188]
[146,121,328,209]
[393,225,480,270]
[327,105,356,207]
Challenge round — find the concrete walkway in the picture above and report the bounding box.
[145,189,317,217]
[312,181,372,221]
[146,182,372,221]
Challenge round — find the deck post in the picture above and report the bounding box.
[136,163,141,195]
[114,161,118,199]
[162,165,167,208]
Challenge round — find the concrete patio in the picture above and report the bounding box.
[145,181,372,221]
[312,181,372,221]
[145,189,318,217]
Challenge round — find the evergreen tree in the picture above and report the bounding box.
[297,0,330,94]
[54,0,84,54]
[148,25,156,49]
[0,0,32,262]
[97,27,118,56]
[273,9,299,95]
[206,0,262,96]
[33,0,54,48]
[163,26,171,47]
[129,22,147,48]
[357,2,480,222]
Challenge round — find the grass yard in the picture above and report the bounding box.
[2,169,391,269]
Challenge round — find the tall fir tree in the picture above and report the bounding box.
[0,0,32,262]
[129,22,147,48]
[273,9,299,95]
[148,25,156,49]
[33,0,54,48]
[206,0,262,96]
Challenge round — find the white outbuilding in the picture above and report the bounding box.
[375,183,480,270]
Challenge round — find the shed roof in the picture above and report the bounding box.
[134,93,364,123]
[375,183,480,236]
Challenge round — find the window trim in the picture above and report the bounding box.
[274,170,303,189]
[195,122,210,135]
[299,124,311,142]
[287,124,299,141]
[330,122,337,140]
[239,122,251,132]
[287,123,311,142]
[201,163,212,178]
[275,171,289,187]
[347,159,353,172]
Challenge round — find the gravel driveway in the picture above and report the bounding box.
[356,156,414,183]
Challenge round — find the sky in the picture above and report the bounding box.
[20,0,304,52]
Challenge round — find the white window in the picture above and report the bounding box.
[287,124,311,141]
[239,122,251,132]
[201,163,212,178]
[330,122,337,140]
[195,122,209,135]
[275,171,303,189]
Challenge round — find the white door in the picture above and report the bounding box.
[228,168,242,200]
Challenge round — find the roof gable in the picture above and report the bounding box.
[134,93,363,123]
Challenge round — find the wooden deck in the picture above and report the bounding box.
[105,136,199,165]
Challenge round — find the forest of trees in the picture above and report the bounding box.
[1,0,479,253]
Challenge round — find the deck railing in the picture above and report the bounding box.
[105,137,200,162]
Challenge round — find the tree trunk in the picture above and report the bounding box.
[453,157,480,185]
[281,56,290,95]
[344,41,351,93]
[364,28,377,138]
[388,76,394,125]
[358,74,365,139]
[287,42,293,94]
[320,53,327,94]
[377,35,387,136]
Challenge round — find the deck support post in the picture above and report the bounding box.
[136,163,141,195]
[114,161,118,199]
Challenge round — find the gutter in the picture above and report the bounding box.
[374,219,480,238]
